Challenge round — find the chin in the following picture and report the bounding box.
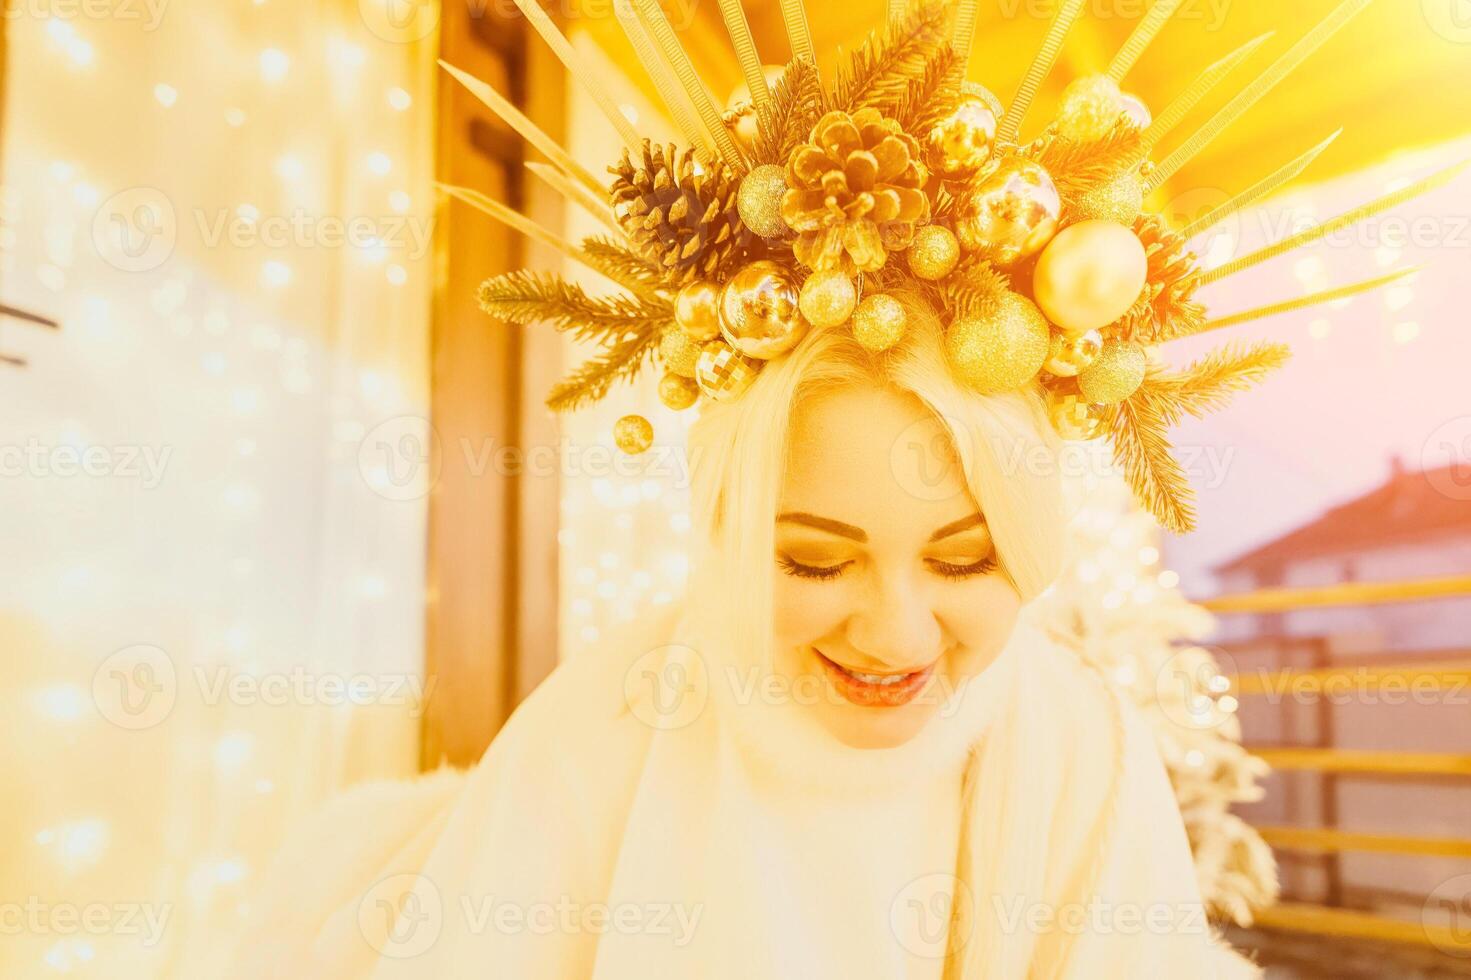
[815,698,941,749]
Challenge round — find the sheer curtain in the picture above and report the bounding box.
[0,3,437,976]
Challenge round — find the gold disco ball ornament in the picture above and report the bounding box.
[1045,388,1112,441]
[695,339,762,401]
[719,259,808,359]
[953,158,1062,268]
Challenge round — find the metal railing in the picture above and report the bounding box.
[1200,573,1471,953]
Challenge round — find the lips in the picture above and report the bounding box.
[811,647,937,707]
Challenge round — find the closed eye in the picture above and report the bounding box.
[776,555,852,580]
[926,556,999,579]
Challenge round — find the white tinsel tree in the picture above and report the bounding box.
[1023,456,1279,926]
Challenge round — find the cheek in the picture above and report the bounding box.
[772,579,850,642]
[941,580,1022,659]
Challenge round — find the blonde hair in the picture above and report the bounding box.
[675,296,1106,977]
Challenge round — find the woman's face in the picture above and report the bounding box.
[772,384,1022,749]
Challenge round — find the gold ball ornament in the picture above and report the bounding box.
[658,371,701,410]
[695,340,761,402]
[906,225,961,280]
[737,164,790,239]
[658,325,703,377]
[798,269,857,328]
[1118,93,1152,130]
[1069,171,1144,225]
[674,280,723,342]
[850,294,907,352]
[1032,220,1148,334]
[924,92,999,182]
[1077,340,1147,404]
[1056,75,1124,144]
[1045,388,1112,441]
[1043,329,1103,378]
[719,260,808,359]
[945,292,1050,394]
[723,65,787,153]
[954,158,1062,268]
[613,414,655,454]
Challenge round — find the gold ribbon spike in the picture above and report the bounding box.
[1140,33,1273,151]
[1190,267,1419,336]
[439,61,605,200]
[996,0,1087,147]
[718,0,774,131]
[1145,0,1374,192]
[1106,0,1184,82]
[1199,160,1468,286]
[613,0,713,154]
[1177,130,1341,241]
[634,0,747,171]
[437,182,589,266]
[510,0,644,153]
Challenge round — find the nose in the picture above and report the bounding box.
[843,568,944,670]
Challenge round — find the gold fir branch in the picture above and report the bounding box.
[834,2,952,115]
[546,326,661,412]
[477,270,670,343]
[1111,391,1197,534]
[751,58,826,167]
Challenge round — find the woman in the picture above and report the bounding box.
[226,301,1261,978]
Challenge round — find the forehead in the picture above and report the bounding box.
[780,385,977,530]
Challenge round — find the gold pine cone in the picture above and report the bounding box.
[610,140,750,285]
[780,108,931,274]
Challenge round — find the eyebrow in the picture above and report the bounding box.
[775,511,985,543]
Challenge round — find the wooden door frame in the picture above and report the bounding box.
[420,4,565,769]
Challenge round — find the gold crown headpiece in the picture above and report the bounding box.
[444,0,1457,533]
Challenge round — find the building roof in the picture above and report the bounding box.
[1214,460,1471,574]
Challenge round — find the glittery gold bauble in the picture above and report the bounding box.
[613,414,654,454]
[674,280,723,341]
[1032,220,1148,334]
[945,293,1049,394]
[1056,75,1124,143]
[695,340,761,401]
[924,93,998,181]
[1069,171,1144,225]
[658,371,700,410]
[798,269,857,328]
[719,260,808,359]
[737,164,790,239]
[658,325,703,377]
[1043,329,1103,377]
[850,294,907,352]
[907,225,961,280]
[1077,340,1147,404]
[1118,93,1152,130]
[1045,388,1112,441]
[953,158,1062,268]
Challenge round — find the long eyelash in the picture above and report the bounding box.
[776,555,850,580]
[927,557,999,580]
